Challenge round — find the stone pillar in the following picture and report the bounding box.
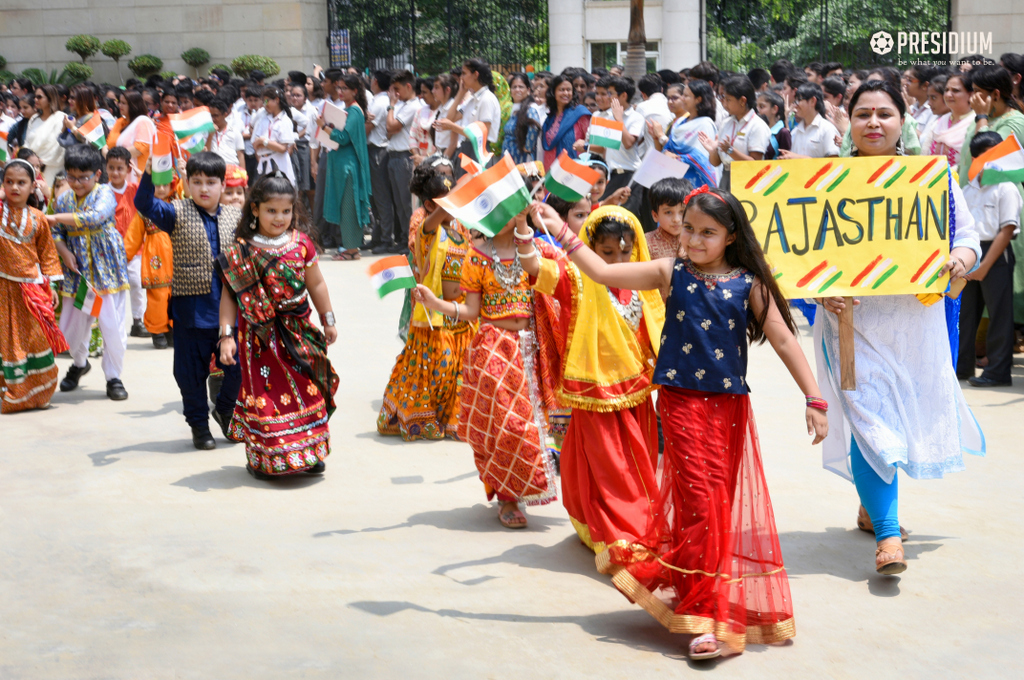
[661,0,701,71]
[549,0,585,73]
[949,0,1023,60]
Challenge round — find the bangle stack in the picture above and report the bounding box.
[513,226,534,245]
[805,396,828,412]
[565,235,584,256]
[556,222,570,243]
[451,301,460,323]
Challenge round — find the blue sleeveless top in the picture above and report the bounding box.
[653,259,754,395]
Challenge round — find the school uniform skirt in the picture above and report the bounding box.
[291,139,312,191]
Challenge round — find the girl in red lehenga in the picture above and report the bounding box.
[556,186,828,660]
[217,174,340,480]
[521,204,666,561]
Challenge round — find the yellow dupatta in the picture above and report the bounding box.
[411,220,452,328]
[550,205,666,411]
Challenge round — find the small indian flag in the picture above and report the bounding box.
[151,134,174,185]
[77,115,106,149]
[517,160,545,178]
[435,153,531,237]
[168,107,216,140]
[463,121,493,165]
[0,130,7,162]
[588,116,623,150]
[180,131,207,155]
[460,153,482,177]
[73,278,103,318]
[545,151,602,202]
[367,255,417,298]
[971,134,1024,186]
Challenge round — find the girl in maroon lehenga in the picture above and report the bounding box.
[217,174,340,480]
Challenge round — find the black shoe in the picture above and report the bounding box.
[211,409,235,440]
[967,376,1011,388]
[246,463,272,480]
[386,244,409,255]
[106,379,128,400]
[59,362,91,392]
[208,373,224,406]
[306,461,326,475]
[165,331,174,347]
[191,426,217,450]
[371,244,393,255]
[130,319,151,338]
[152,333,168,349]
[360,240,380,251]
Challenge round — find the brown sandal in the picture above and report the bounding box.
[875,540,907,575]
[857,505,909,542]
[498,503,527,530]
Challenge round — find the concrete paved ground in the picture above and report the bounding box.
[2,255,1021,679]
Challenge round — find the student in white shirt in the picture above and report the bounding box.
[205,98,245,167]
[781,82,840,159]
[365,70,394,252]
[252,86,297,182]
[636,73,673,152]
[958,131,1023,387]
[435,58,501,176]
[238,85,265,180]
[904,65,940,135]
[589,76,646,214]
[431,74,458,157]
[698,75,770,190]
[287,82,321,208]
[379,69,419,254]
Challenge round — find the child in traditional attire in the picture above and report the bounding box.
[560,186,828,660]
[521,204,666,562]
[415,211,564,529]
[49,145,131,401]
[216,174,339,479]
[221,165,248,210]
[0,159,68,412]
[134,151,242,450]
[378,158,475,440]
[123,176,177,349]
[105,146,147,338]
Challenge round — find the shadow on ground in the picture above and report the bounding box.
[171,465,325,492]
[431,534,606,586]
[313,503,569,538]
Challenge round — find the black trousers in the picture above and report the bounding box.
[244,153,258,183]
[173,326,242,427]
[367,144,393,247]
[387,150,414,249]
[602,169,643,217]
[957,239,1016,383]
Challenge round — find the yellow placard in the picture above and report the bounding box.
[732,156,953,298]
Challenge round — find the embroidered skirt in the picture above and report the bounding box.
[0,280,66,413]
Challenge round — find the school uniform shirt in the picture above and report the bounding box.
[367,92,391,148]
[911,102,936,137]
[208,125,245,166]
[434,99,456,152]
[239,107,264,155]
[597,107,646,172]
[387,98,419,152]
[715,99,729,126]
[300,100,320,148]
[253,110,297,181]
[458,86,502,144]
[790,113,840,158]
[290,106,311,141]
[963,178,1023,240]
[636,92,673,151]
[715,108,771,169]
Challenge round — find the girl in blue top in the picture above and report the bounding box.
[549,185,827,660]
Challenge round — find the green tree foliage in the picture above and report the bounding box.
[63,62,94,83]
[19,67,90,87]
[128,54,164,78]
[101,39,132,84]
[0,55,7,71]
[65,35,101,64]
[231,55,280,79]
[181,48,211,78]
[208,64,232,75]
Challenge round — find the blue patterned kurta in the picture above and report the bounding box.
[653,259,754,395]
[52,184,130,297]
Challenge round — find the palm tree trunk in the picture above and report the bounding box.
[624,0,647,100]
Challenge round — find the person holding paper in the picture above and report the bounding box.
[322,74,372,261]
[650,80,719,191]
[816,79,983,576]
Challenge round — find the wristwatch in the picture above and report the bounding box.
[658,134,669,146]
[726,145,735,155]
[975,114,989,123]
[387,105,394,112]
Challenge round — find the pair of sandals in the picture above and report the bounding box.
[857,505,908,575]
[332,249,361,261]
[498,502,527,529]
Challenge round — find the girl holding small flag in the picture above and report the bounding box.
[217,173,339,480]
[553,184,828,658]
[413,207,564,529]
[377,159,475,441]
[0,159,68,413]
[61,86,109,150]
[108,91,157,179]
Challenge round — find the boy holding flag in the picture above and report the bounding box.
[135,151,243,450]
[49,144,131,400]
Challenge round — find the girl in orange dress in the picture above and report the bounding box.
[123,177,178,347]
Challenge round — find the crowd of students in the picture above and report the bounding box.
[1,49,1021,660]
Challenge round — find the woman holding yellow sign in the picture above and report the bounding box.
[816,80,984,576]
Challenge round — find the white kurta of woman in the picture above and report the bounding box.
[814,179,985,483]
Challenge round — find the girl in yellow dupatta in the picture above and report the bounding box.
[377,161,475,440]
[523,203,667,568]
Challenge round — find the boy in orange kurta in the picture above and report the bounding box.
[123,179,176,349]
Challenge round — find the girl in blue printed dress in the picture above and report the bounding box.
[549,185,828,660]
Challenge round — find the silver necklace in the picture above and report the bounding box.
[1,201,30,239]
[607,288,643,331]
[251,231,290,247]
[489,239,523,291]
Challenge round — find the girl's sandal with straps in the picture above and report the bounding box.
[875,540,908,575]
[689,634,722,660]
[857,505,909,542]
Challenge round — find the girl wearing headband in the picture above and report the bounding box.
[0,159,69,412]
[538,184,827,660]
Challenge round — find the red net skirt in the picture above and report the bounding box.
[602,386,795,652]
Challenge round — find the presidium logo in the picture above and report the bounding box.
[870,30,993,56]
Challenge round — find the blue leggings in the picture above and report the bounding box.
[850,437,901,541]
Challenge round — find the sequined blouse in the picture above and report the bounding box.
[461,240,559,320]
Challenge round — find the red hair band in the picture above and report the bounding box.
[683,185,728,206]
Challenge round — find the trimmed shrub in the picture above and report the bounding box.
[101,39,132,83]
[63,62,94,83]
[181,48,210,77]
[230,55,280,79]
[128,54,163,78]
[66,35,101,63]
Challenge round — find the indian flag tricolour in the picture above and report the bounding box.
[460,153,483,177]
[463,121,493,165]
[435,153,531,237]
[545,151,602,202]
[588,117,623,150]
[168,107,216,140]
[970,133,1024,186]
[0,130,8,162]
[77,115,106,149]
[151,134,174,185]
[73,278,103,318]
[180,132,207,156]
[368,255,417,298]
